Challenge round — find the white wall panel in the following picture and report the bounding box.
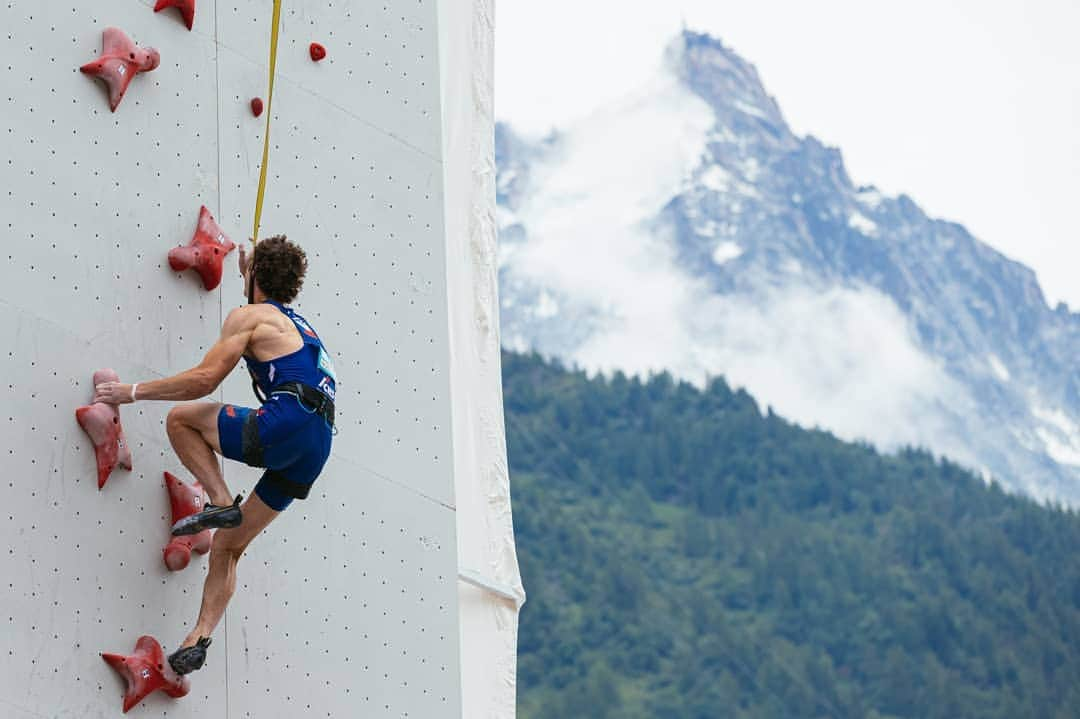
[0,0,470,716]
[436,0,526,715]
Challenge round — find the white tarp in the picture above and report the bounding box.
[439,0,527,716]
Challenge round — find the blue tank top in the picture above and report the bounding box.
[244,301,337,402]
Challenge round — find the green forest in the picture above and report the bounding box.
[504,351,1080,718]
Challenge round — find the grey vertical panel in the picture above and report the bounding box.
[217,46,456,509]
[1,0,463,716]
[0,308,229,719]
[224,456,461,718]
[1,1,228,717]
[2,3,223,377]
[216,0,442,159]
[215,1,463,713]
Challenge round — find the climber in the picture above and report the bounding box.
[92,236,337,675]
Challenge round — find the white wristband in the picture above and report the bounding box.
[131,383,138,403]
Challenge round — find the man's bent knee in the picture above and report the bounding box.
[166,403,202,434]
[167,402,224,450]
[166,405,185,438]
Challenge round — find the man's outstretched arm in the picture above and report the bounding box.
[93,307,256,404]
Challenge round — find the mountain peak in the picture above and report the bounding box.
[495,29,1080,504]
[666,29,789,136]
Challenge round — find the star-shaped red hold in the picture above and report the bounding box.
[154,0,196,31]
[75,369,134,489]
[168,206,236,291]
[163,472,212,571]
[80,27,160,112]
[102,636,191,713]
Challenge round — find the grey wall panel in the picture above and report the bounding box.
[225,455,461,718]
[2,1,223,378]
[217,0,442,160]
[216,45,456,508]
[0,311,228,717]
[1,0,464,716]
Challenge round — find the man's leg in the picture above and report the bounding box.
[166,402,231,507]
[180,492,280,649]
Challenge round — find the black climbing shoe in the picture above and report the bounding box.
[168,637,211,675]
[171,495,243,536]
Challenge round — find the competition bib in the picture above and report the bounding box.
[317,346,337,381]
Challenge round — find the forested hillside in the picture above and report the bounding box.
[505,351,1080,718]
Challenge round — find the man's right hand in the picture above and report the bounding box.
[238,241,252,276]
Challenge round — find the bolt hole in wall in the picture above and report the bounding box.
[1,0,462,716]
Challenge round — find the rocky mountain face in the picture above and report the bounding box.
[496,30,1080,504]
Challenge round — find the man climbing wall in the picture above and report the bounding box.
[93,237,337,675]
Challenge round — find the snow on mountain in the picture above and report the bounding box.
[496,29,1080,504]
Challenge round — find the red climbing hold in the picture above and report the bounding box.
[102,636,191,713]
[163,472,212,571]
[153,0,196,31]
[309,42,327,62]
[168,206,236,291]
[250,97,264,117]
[80,27,161,112]
[75,369,134,490]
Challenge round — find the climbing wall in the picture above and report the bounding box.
[0,1,466,716]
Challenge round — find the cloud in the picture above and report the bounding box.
[690,286,974,453]
[512,64,715,372]
[566,273,980,468]
[506,58,977,467]
[495,0,1080,309]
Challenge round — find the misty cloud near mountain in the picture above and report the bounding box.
[497,30,1080,504]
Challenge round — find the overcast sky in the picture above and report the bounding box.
[494,0,1080,310]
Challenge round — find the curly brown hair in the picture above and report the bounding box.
[252,235,308,304]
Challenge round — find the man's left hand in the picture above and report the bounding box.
[94,381,134,405]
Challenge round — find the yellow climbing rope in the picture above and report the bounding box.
[251,0,283,246]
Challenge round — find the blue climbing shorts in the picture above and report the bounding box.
[217,393,333,511]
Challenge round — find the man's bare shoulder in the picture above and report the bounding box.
[229,304,301,359]
[223,304,283,334]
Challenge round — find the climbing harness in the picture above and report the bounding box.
[271,381,336,427]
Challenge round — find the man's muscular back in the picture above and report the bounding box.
[243,303,303,363]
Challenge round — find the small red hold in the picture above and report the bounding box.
[168,206,236,291]
[163,472,212,571]
[80,27,161,112]
[153,0,196,31]
[75,369,134,490]
[309,42,327,62]
[102,636,191,713]
[250,97,264,117]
